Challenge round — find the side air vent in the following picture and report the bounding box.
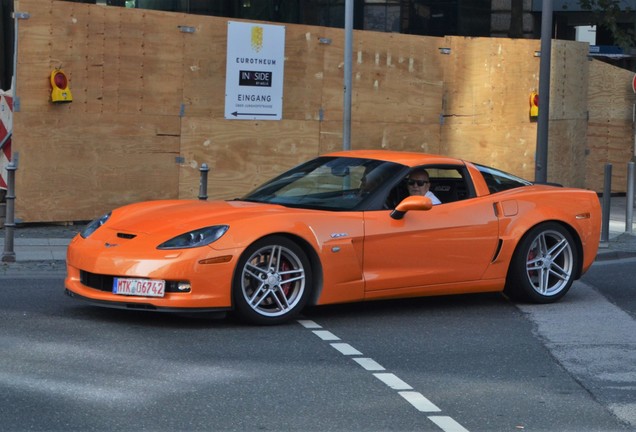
[117,233,137,239]
[491,239,504,263]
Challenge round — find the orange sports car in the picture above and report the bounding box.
[65,150,601,325]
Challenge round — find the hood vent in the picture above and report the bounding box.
[117,233,137,239]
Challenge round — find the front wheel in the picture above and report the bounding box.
[505,222,579,303]
[233,236,312,325]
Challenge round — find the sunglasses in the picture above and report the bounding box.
[407,179,430,187]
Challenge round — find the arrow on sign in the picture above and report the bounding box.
[231,111,278,117]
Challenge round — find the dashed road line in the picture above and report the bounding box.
[398,391,441,412]
[373,372,413,390]
[331,342,362,355]
[298,319,470,432]
[352,357,385,371]
[312,330,340,341]
[297,319,321,329]
[428,416,470,432]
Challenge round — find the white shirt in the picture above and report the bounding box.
[426,191,442,205]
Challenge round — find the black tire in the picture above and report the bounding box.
[232,236,312,325]
[505,222,579,303]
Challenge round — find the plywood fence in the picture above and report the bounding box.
[10,0,636,222]
[586,59,636,192]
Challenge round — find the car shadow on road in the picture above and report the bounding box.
[62,302,238,328]
[300,292,510,322]
[62,291,514,328]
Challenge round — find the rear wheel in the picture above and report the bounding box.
[505,222,578,303]
[233,236,312,325]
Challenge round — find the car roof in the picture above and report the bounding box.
[323,150,465,168]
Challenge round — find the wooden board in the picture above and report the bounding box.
[442,36,541,126]
[179,117,320,200]
[279,24,325,121]
[180,17,228,118]
[585,59,635,192]
[546,118,588,188]
[13,111,180,221]
[11,0,636,221]
[587,59,634,121]
[440,122,538,179]
[549,40,589,121]
[321,28,444,124]
[318,120,441,155]
[585,120,634,193]
[85,4,106,114]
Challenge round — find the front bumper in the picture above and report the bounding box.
[64,235,240,310]
[64,288,231,314]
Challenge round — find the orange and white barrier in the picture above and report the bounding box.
[0,88,12,190]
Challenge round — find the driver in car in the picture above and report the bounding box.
[406,168,441,205]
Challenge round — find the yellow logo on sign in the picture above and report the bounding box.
[251,26,263,52]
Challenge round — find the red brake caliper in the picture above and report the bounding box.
[528,249,537,278]
[280,259,291,296]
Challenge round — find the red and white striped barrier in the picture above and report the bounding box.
[0,88,12,190]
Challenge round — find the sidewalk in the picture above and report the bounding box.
[0,237,72,261]
[598,195,636,259]
[1,196,636,263]
[0,222,80,262]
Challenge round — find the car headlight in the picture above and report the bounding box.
[157,225,229,250]
[80,212,112,239]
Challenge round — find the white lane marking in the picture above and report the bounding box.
[428,416,470,432]
[399,391,441,412]
[373,373,413,390]
[312,330,340,341]
[297,320,470,431]
[330,343,362,355]
[297,320,322,329]
[353,357,385,371]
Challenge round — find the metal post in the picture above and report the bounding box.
[601,163,612,244]
[535,0,553,184]
[626,162,634,234]
[2,160,17,262]
[342,0,353,151]
[198,163,209,200]
[12,12,30,113]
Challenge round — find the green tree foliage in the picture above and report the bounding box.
[578,0,634,48]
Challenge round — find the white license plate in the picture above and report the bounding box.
[113,277,166,298]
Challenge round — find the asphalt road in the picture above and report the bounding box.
[584,257,636,320]
[0,268,634,432]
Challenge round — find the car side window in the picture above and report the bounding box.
[428,167,471,204]
[388,165,474,207]
[474,163,531,194]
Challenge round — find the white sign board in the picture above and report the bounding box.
[225,21,285,120]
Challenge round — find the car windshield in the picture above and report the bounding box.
[241,156,405,210]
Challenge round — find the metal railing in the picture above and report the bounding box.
[601,163,612,244]
[627,162,634,235]
[198,163,209,201]
[2,159,17,262]
[600,161,636,244]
